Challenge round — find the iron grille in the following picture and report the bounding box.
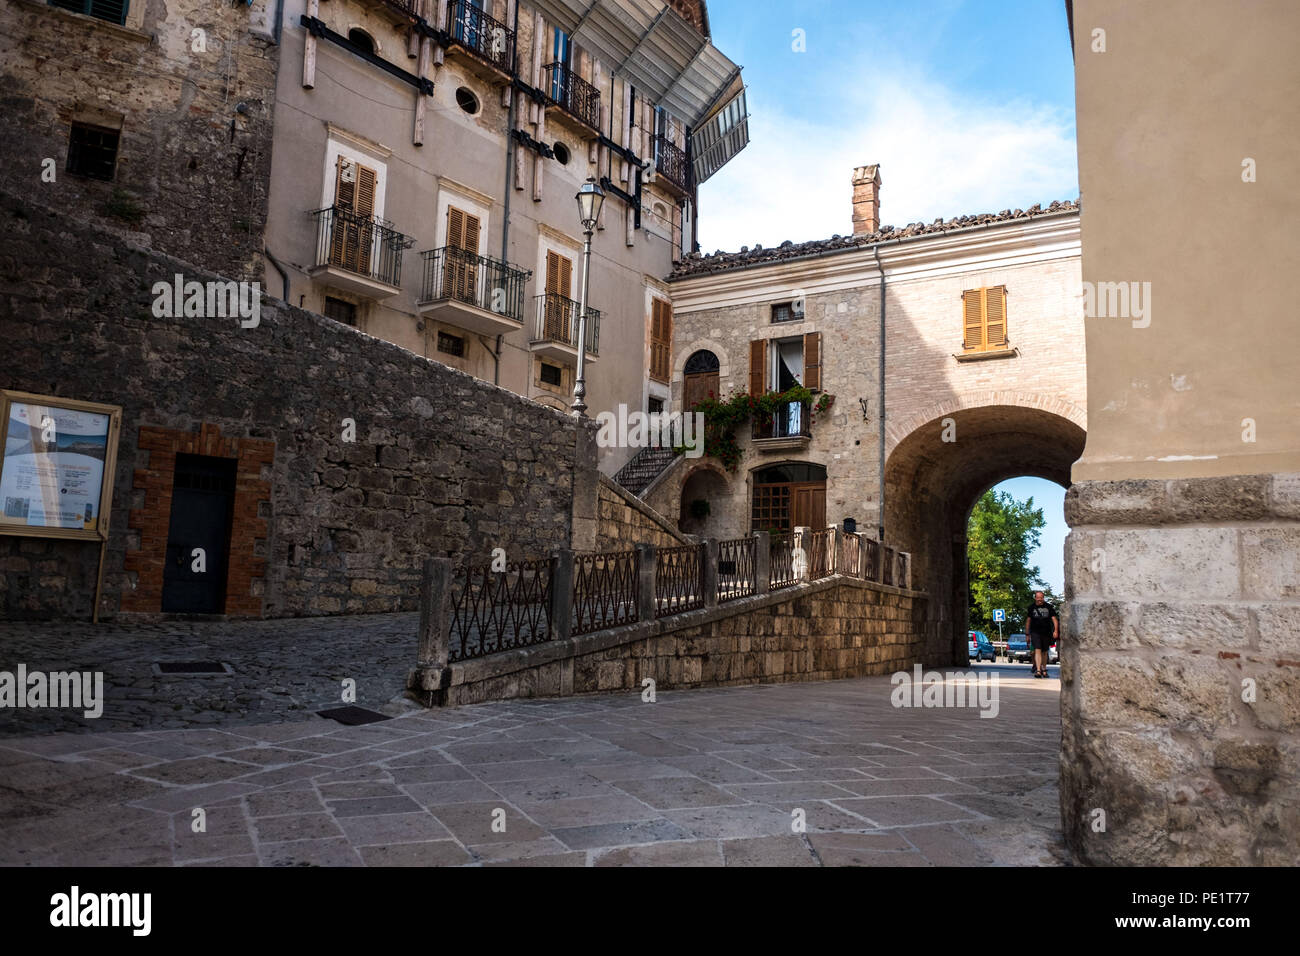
[837,532,862,578]
[807,529,833,580]
[572,550,638,635]
[864,537,881,582]
[753,400,812,440]
[448,557,553,662]
[419,246,529,322]
[717,536,756,602]
[655,543,705,617]
[533,293,600,355]
[312,205,411,288]
[654,133,689,191]
[769,533,798,590]
[542,62,601,130]
[447,0,516,73]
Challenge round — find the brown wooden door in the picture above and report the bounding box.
[332,157,376,275]
[791,483,826,529]
[444,206,481,303]
[683,371,718,409]
[545,251,573,341]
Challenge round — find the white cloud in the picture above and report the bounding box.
[695,75,1078,253]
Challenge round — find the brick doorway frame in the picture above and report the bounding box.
[123,424,274,615]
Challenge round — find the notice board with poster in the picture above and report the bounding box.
[0,390,121,542]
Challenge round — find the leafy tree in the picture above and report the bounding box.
[966,489,1056,634]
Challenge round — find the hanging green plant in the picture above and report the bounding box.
[683,388,836,471]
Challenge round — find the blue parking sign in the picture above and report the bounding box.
[993,609,1005,622]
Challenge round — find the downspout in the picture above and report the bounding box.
[494,0,522,387]
[264,247,290,301]
[873,243,886,544]
[272,0,285,44]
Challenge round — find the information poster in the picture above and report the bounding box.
[0,392,120,539]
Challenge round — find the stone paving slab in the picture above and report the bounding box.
[0,665,1068,866]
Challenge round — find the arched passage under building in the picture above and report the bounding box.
[883,403,1085,665]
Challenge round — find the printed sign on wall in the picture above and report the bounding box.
[0,391,121,541]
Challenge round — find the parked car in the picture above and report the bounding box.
[967,630,996,662]
[1007,633,1032,663]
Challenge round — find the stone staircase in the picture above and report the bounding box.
[612,445,679,496]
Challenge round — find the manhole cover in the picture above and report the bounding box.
[317,706,392,726]
[153,661,232,675]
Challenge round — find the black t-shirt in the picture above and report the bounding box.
[1026,602,1057,636]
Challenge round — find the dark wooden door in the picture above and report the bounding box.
[161,454,236,614]
[683,370,718,409]
[791,482,826,529]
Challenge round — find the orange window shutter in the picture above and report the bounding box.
[355,165,376,218]
[749,339,766,395]
[559,255,572,298]
[803,331,822,391]
[545,251,561,294]
[963,289,985,350]
[463,213,481,253]
[334,156,355,210]
[447,207,465,249]
[985,285,1007,347]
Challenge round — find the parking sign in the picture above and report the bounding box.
[993,609,1005,622]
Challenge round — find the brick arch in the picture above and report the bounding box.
[885,390,1086,460]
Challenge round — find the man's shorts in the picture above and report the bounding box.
[1030,632,1054,652]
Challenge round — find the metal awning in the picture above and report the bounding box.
[530,0,749,177]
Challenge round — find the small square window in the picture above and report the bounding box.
[771,302,802,324]
[323,296,357,326]
[437,331,466,357]
[648,397,665,415]
[539,362,562,387]
[66,122,119,181]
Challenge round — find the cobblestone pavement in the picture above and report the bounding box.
[0,614,419,734]
[0,666,1068,866]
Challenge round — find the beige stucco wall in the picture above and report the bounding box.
[1071,0,1300,481]
[264,0,692,476]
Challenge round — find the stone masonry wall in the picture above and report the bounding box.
[594,475,690,552]
[0,191,589,620]
[1060,475,1300,865]
[0,0,278,281]
[416,575,927,707]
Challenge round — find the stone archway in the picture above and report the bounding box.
[884,404,1086,664]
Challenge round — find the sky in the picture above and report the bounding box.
[699,1,1076,590]
[697,0,1079,252]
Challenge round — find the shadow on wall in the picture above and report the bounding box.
[678,464,729,536]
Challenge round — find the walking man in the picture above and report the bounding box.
[1025,590,1059,678]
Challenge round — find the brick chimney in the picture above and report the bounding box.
[852,164,881,236]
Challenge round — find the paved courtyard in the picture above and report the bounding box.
[0,665,1067,866]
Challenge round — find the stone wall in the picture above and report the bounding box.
[0,191,593,620]
[412,575,927,707]
[0,0,278,281]
[594,475,690,552]
[1060,475,1300,865]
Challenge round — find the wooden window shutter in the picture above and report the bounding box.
[354,165,376,218]
[447,206,465,248]
[803,331,822,391]
[649,299,671,383]
[749,339,766,395]
[334,157,356,209]
[985,285,1007,347]
[962,289,984,350]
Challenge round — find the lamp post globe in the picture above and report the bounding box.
[571,178,605,417]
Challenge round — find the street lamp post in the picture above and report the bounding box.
[571,177,605,417]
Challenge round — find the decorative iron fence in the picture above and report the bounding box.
[807,528,833,580]
[753,400,811,440]
[372,0,420,19]
[542,62,601,129]
[572,550,638,635]
[448,557,552,662]
[837,531,862,578]
[655,543,705,618]
[447,0,516,73]
[717,536,756,602]
[419,246,529,322]
[863,537,880,583]
[769,533,798,590]
[654,133,689,191]
[533,293,600,355]
[312,205,411,288]
[882,545,897,587]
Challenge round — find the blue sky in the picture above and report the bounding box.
[698,2,1076,589]
[993,476,1066,594]
[698,0,1079,251]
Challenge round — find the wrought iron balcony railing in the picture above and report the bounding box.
[447,0,516,74]
[654,133,689,191]
[753,400,812,441]
[533,293,600,355]
[419,246,529,322]
[542,62,601,130]
[312,206,411,289]
[370,0,420,19]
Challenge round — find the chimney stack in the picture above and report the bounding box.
[852,164,881,236]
